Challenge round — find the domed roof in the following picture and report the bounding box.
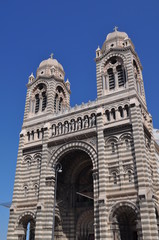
[106,28,128,42]
[39,56,64,72]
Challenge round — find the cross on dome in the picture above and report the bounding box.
[113,26,118,32]
[50,53,54,59]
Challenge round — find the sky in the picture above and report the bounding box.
[0,0,159,239]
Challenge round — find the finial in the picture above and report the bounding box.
[50,53,54,59]
[29,72,34,78]
[28,72,35,83]
[113,26,118,32]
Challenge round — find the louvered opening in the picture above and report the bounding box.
[111,108,116,120]
[35,94,40,113]
[118,106,123,118]
[117,65,125,87]
[42,92,47,111]
[108,68,115,90]
[106,110,110,121]
[54,94,58,111]
[59,97,63,111]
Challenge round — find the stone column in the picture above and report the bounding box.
[7,130,26,240]
[96,107,108,239]
[130,98,158,240]
[34,123,53,240]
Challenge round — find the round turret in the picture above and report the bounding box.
[101,27,134,53]
[36,55,65,80]
[106,30,128,42]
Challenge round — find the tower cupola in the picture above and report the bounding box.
[101,27,134,53]
[36,54,65,80]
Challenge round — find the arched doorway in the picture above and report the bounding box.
[110,204,138,240]
[17,212,35,240]
[54,149,94,240]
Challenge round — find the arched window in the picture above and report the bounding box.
[106,110,110,121]
[31,131,34,140]
[54,86,66,113]
[127,170,132,182]
[112,172,117,184]
[116,65,125,87]
[42,91,47,111]
[35,94,40,113]
[27,132,30,141]
[118,106,123,118]
[111,108,116,120]
[111,142,115,153]
[32,83,47,114]
[103,56,126,94]
[108,68,115,90]
[124,104,129,117]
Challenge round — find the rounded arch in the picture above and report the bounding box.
[54,84,67,112]
[119,133,132,141]
[76,209,94,234]
[23,155,32,162]
[32,81,48,94]
[33,153,42,159]
[50,141,97,169]
[105,136,119,144]
[16,211,36,229]
[32,78,49,87]
[108,201,139,223]
[55,84,67,98]
[103,53,127,68]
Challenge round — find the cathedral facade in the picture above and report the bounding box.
[7,30,159,240]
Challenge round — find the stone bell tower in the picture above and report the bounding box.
[7,29,159,240]
[24,55,71,121]
[94,28,159,240]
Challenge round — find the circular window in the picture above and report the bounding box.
[110,57,117,64]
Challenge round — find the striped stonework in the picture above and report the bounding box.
[7,30,159,240]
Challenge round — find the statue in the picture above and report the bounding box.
[84,117,89,128]
[91,115,96,126]
[52,125,56,136]
[77,118,82,130]
[64,122,69,133]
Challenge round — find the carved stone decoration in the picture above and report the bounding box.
[89,138,97,148]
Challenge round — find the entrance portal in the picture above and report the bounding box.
[55,150,94,239]
[111,205,138,240]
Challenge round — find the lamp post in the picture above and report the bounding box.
[52,163,62,240]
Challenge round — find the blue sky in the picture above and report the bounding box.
[0,0,159,239]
